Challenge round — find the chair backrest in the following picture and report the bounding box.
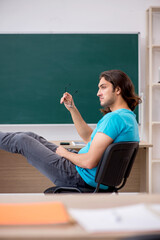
[95,142,139,189]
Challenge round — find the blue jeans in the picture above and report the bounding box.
[0,131,86,188]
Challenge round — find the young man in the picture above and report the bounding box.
[0,70,141,189]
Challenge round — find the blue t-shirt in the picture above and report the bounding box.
[76,109,139,189]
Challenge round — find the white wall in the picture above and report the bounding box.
[0,0,159,140]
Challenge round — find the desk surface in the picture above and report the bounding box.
[53,141,152,150]
[0,193,159,240]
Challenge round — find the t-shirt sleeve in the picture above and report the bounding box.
[97,113,125,140]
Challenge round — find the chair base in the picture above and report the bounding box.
[44,186,115,194]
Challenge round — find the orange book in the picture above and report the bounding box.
[0,201,71,225]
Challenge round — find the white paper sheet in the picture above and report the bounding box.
[69,204,160,233]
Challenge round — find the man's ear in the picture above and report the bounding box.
[115,86,121,95]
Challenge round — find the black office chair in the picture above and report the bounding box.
[44,142,139,194]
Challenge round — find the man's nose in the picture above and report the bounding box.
[97,89,101,96]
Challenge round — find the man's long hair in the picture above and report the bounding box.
[99,70,142,114]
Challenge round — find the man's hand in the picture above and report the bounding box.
[56,145,68,157]
[60,92,75,111]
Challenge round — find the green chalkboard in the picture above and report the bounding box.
[0,34,139,124]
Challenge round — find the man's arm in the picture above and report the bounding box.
[60,92,93,143]
[56,132,113,169]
